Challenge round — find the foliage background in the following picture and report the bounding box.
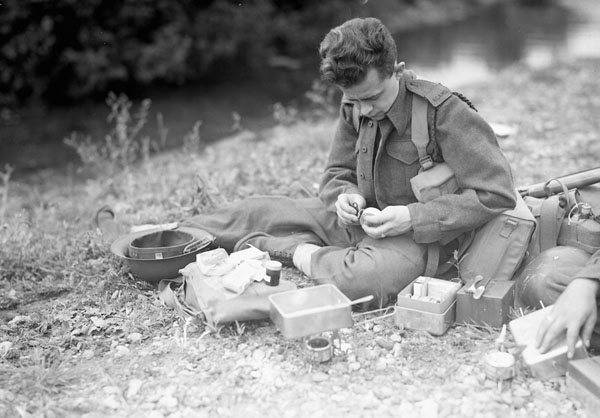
[0,0,497,105]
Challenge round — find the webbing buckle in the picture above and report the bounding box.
[419,155,434,171]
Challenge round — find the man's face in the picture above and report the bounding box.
[339,67,399,121]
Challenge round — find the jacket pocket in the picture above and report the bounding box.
[385,139,419,165]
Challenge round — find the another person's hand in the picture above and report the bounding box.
[535,278,599,358]
[360,205,412,239]
[335,193,366,225]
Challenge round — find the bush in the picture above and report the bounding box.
[0,0,343,105]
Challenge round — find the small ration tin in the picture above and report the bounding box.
[394,277,461,336]
[456,279,515,328]
[265,260,282,286]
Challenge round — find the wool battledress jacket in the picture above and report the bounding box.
[318,71,516,245]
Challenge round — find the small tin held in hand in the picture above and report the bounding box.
[265,260,282,286]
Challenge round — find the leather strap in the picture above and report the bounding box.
[424,242,440,277]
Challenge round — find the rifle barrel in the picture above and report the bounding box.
[518,167,600,198]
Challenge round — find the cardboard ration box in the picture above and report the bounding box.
[395,277,462,336]
[509,306,588,380]
[456,278,515,328]
[567,356,600,418]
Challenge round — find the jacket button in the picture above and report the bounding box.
[368,121,374,127]
[361,146,367,153]
[359,173,365,179]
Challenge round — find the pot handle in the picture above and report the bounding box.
[349,295,374,306]
[352,306,397,327]
[284,295,376,319]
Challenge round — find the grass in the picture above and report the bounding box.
[1,58,599,417]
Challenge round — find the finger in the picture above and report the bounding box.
[538,317,562,354]
[565,323,580,359]
[535,315,551,350]
[582,313,597,348]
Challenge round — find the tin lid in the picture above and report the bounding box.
[265,260,282,271]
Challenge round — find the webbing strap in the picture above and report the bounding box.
[411,95,433,170]
[538,194,566,252]
[424,243,440,277]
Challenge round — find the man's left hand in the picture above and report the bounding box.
[535,278,599,358]
[360,205,412,239]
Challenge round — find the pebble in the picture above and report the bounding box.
[418,399,439,418]
[127,379,143,398]
[348,362,361,371]
[375,337,394,350]
[252,348,266,361]
[513,387,531,398]
[460,399,475,417]
[311,372,329,382]
[512,396,527,409]
[100,396,121,410]
[0,341,13,357]
[390,333,403,343]
[529,381,545,392]
[8,315,31,325]
[373,324,384,333]
[331,393,346,403]
[375,358,388,371]
[158,394,179,410]
[128,332,143,343]
[0,389,15,402]
[374,386,394,400]
[82,349,95,359]
[114,345,130,357]
[102,385,121,395]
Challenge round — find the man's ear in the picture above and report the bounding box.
[394,61,405,78]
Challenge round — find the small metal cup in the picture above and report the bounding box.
[305,336,333,363]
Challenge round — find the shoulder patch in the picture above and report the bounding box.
[406,79,452,107]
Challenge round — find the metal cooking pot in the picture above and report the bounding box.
[128,230,198,260]
[111,226,215,283]
[268,284,373,339]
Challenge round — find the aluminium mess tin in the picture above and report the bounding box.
[268,284,354,339]
[395,276,462,336]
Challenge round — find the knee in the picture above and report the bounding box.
[515,246,591,308]
[317,242,426,303]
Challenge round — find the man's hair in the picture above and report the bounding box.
[319,17,397,87]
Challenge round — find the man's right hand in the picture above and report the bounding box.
[535,278,599,358]
[335,193,366,226]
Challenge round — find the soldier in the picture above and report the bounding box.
[182,17,516,304]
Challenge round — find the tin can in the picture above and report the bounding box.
[306,336,333,363]
[265,260,282,286]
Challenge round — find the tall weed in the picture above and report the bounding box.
[64,93,156,176]
[0,164,13,225]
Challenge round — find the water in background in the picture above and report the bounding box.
[2,0,599,178]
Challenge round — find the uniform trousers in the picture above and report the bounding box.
[181,196,428,302]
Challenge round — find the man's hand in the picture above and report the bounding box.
[535,278,599,358]
[360,205,412,239]
[335,193,366,226]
